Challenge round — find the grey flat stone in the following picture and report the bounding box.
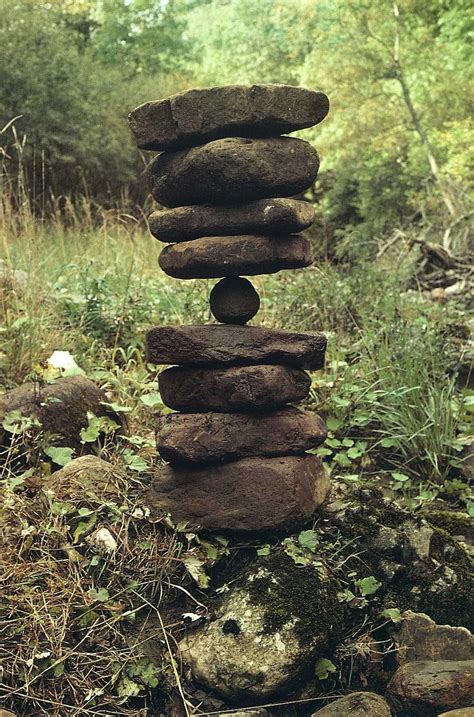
[146,325,326,369]
[129,83,329,151]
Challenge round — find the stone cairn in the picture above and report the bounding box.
[128,84,331,534]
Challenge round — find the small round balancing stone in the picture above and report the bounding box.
[210,276,260,325]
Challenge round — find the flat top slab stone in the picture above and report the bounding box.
[158,364,311,412]
[129,84,329,151]
[156,407,327,464]
[149,136,319,207]
[148,198,315,243]
[146,453,330,533]
[158,234,313,279]
[146,325,327,369]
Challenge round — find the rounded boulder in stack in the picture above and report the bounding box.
[210,277,260,325]
[149,137,319,207]
[158,364,311,412]
[149,198,315,243]
[146,453,330,533]
[158,233,313,279]
[128,84,329,151]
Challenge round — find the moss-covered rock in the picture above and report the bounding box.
[179,552,342,701]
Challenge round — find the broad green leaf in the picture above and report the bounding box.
[44,446,74,466]
[298,529,318,552]
[315,658,337,680]
[257,544,271,556]
[381,607,402,622]
[356,576,382,596]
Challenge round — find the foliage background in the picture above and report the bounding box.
[1,0,472,240]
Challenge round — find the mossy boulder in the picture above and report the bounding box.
[320,484,474,630]
[179,552,342,701]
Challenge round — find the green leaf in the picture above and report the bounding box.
[183,554,210,588]
[315,658,337,680]
[73,514,97,543]
[257,544,271,556]
[381,437,398,448]
[356,576,382,596]
[102,401,132,413]
[391,472,410,483]
[326,416,342,432]
[123,450,149,472]
[44,446,74,466]
[334,452,352,467]
[381,607,402,623]
[88,587,110,602]
[298,529,318,552]
[140,392,163,408]
[283,539,309,566]
[117,674,141,698]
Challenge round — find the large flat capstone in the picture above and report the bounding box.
[148,198,315,242]
[146,325,326,369]
[149,137,319,207]
[146,453,330,533]
[156,408,327,463]
[158,234,313,279]
[158,364,310,412]
[128,84,329,151]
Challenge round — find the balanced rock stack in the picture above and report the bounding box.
[129,84,331,533]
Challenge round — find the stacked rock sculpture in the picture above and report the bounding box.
[129,84,331,533]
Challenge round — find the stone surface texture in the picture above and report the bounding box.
[439,710,474,716]
[312,692,391,717]
[386,660,474,715]
[158,233,313,279]
[156,408,327,464]
[179,557,338,699]
[158,364,311,412]
[147,325,326,369]
[149,198,315,242]
[392,611,473,665]
[0,376,120,449]
[149,137,319,207]
[210,277,260,324]
[129,84,329,151]
[146,453,330,533]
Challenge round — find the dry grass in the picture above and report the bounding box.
[0,456,192,716]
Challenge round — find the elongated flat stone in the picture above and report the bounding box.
[149,137,319,207]
[146,325,326,369]
[158,234,312,279]
[129,84,329,151]
[156,408,327,464]
[146,454,330,533]
[149,199,315,242]
[158,365,311,412]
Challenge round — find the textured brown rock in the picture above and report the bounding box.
[129,84,329,151]
[439,710,474,716]
[148,198,315,242]
[0,375,120,450]
[149,137,319,207]
[146,453,330,533]
[312,692,391,717]
[156,407,327,463]
[392,611,473,665]
[386,660,474,715]
[146,325,326,369]
[158,233,313,279]
[210,277,260,324]
[158,364,311,412]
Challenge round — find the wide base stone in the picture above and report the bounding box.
[149,137,319,207]
[158,364,311,412]
[146,325,326,369]
[128,84,329,151]
[158,233,312,279]
[146,454,330,533]
[156,407,327,463]
[312,693,391,717]
[148,198,315,242]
